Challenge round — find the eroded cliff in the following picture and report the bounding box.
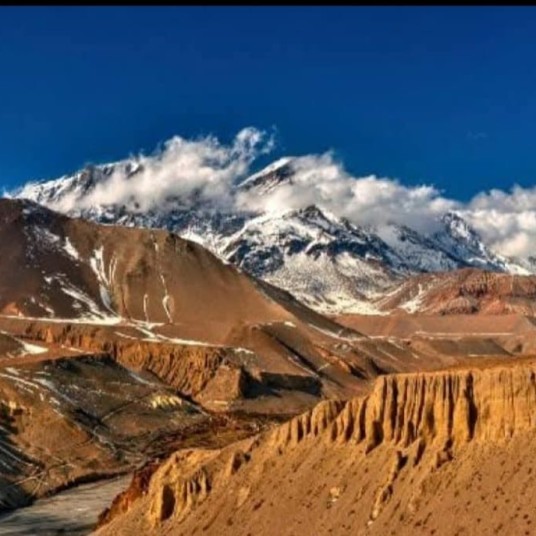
[96,360,536,536]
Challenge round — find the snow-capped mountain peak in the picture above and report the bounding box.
[238,156,295,193]
[15,159,142,212]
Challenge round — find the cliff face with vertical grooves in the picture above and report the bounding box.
[96,360,536,536]
[331,364,536,450]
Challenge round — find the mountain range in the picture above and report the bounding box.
[5,155,536,536]
[13,156,536,314]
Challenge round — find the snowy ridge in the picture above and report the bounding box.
[239,157,294,189]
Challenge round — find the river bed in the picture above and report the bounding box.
[0,476,129,535]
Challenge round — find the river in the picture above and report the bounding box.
[0,476,129,535]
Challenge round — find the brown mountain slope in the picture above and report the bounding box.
[4,198,495,418]
[336,312,536,338]
[96,359,536,536]
[0,198,343,334]
[3,200,526,404]
[0,199,377,409]
[374,268,536,315]
[0,336,273,514]
[0,198,376,513]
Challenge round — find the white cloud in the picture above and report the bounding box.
[236,152,458,233]
[235,151,536,259]
[461,186,536,258]
[46,127,275,213]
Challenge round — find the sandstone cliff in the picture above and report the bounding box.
[96,360,536,536]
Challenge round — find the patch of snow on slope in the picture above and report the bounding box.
[33,227,61,246]
[129,323,213,346]
[0,312,122,326]
[127,369,159,386]
[19,340,47,355]
[161,291,172,323]
[108,254,118,286]
[264,250,393,315]
[37,300,55,317]
[306,322,361,342]
[143,294,149,322]
[154,334,215,347]
[54,277,121,324]
[89,246,115,313]
[0,373,39,393]
[400,283,426,313]
[180,229,207,246]
[63,237,80,261]
[115,331,139,340]
[151,234,173,322]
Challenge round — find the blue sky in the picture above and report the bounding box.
[2,6,536,200]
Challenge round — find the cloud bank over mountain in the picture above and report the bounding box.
[43,127,274,213]
[462,188,536,257]
[14,126,536,258]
